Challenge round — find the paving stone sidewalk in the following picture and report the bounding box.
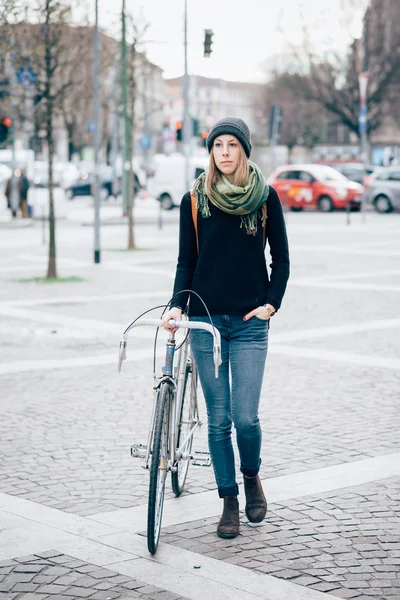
[0,551,187,600]
[160,477,400,600]
[0,358,399,515]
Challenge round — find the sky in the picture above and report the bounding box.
[84,0,368,83]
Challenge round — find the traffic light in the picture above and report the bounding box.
[192,118,200,137]
[203,30,214,58]
[0,78,10,100]
[176,120,183,142]
[201,130,208,147]
[268,105,283,141]
[0,117,12,144]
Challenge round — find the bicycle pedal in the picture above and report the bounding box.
[131,444,147,459]
[191,451,212,467]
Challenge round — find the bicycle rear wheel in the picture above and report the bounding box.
[171,357,198,497]
[147,382,171,555]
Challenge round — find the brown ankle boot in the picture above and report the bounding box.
[217,496,239,538]
[244,475,267,523]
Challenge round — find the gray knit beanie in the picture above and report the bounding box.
[206,116,252,158]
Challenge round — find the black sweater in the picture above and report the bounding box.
[172,186,290,316]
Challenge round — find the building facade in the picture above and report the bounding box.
[162,75,265,153]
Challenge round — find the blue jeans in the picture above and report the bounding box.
[190,314,269,498]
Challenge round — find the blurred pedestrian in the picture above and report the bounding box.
[5,168,30,218]
[19,168,30,218]
[163,117,290,538]
[5,174,17,218]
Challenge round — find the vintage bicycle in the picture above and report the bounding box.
[118,315,221,555]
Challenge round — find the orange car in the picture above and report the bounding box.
[268,164,363,212]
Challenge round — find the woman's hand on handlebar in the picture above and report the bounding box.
[162,307,182,333]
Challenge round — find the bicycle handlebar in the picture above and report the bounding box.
[118,318,222,378]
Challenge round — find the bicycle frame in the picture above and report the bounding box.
[118,317,221,471]
[142,331,199,472]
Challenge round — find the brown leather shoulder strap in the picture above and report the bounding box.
[262,203,267,249]
[190,190,199,253]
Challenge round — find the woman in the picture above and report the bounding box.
[162,117,290,538]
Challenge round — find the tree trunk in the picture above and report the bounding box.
[127,185,134,249]
[46,97,57,278]
[127,44,136,250]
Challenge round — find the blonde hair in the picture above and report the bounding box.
[205,141,249,196]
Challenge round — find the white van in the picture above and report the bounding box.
[147,153,209,210]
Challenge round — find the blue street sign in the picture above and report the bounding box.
[139,135,152,149]
[17,68,36,88]
[87,119,95,133]
[358,106,367,134]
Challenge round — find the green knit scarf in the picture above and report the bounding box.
[192,160,269,236]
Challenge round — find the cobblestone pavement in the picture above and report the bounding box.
[0,551,187,599]
[1,204,400,599]
[0,358,398,514]
[160,478,400,599]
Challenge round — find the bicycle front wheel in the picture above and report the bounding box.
[147,382,171,555]
[171,358,198,497]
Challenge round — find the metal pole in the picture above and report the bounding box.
[121,0,130,217]
[359,9,369,224]
[109,55,120,198]
[183,0,190,192]
[93,0,101,263]
[42,203,46,245]
[8,44,19,217]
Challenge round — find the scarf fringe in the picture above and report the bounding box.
[193,173,211,218]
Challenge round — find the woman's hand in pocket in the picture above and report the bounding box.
[243,304,276,321]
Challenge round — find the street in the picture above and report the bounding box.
[1,203,400,600]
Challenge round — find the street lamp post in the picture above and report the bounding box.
[358,10,369,224]
[183,0,190,193]
[93,0,101,263]
[121,0,131,218]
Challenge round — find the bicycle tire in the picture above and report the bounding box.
[147,382,171,555]
[171,358,198,497]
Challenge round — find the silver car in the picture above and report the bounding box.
[367,166,400,213]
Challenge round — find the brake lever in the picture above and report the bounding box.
[213,345,221,379]
[117,337,127,372]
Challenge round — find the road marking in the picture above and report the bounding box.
[270,317,400,343]
[18,253,176,278]
[290,244,400,257]
[291,268,400,284]
[0,290,171,308]
[272,345,400,369]
[291,281,400,292]
[0,305,169,340]
[0,348,159,375]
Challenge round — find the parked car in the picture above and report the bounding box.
[327,162,376,185]
[66,174,113,200]
[366,166,400,213]
[268,164,364,212]
[66,171,142,200]
[147,153,209,210]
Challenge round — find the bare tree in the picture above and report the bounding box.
[266,73,325,160]
[9,1,96,278]
[125,11,149,250]
[59,27,92,161]
[290,0,400,145]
